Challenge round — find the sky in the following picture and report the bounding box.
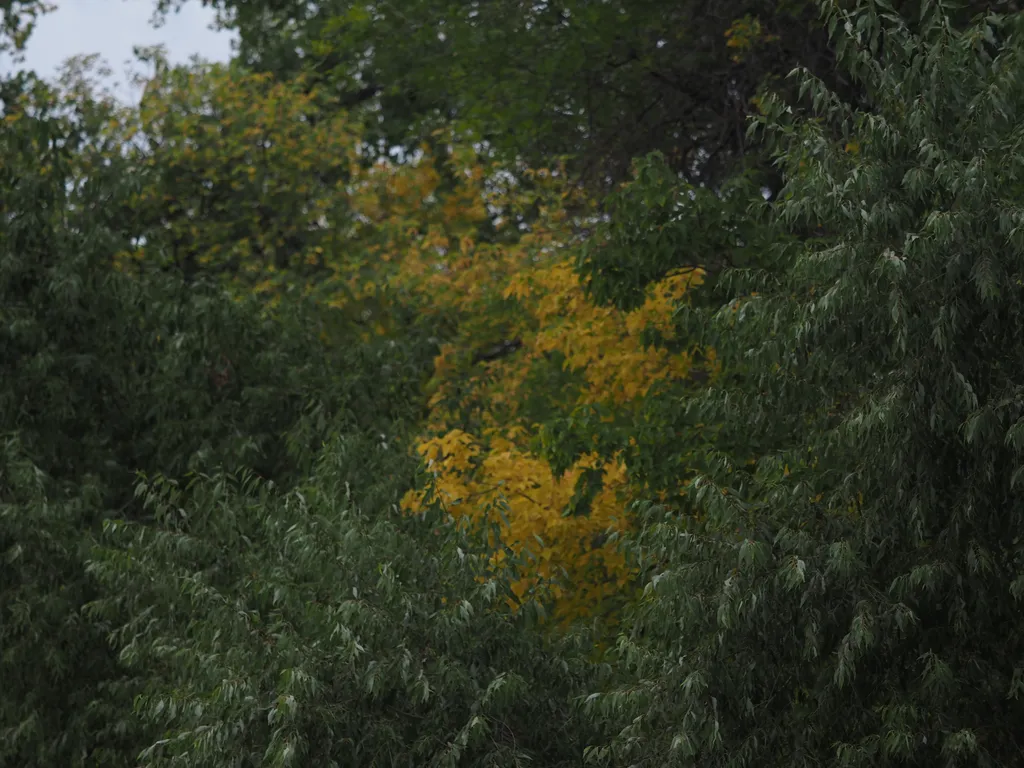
[0,0,236,102]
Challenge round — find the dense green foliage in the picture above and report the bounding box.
[87,450,598,767]
[0,70,433,765]
[155,0,1024,191]
[8,0,1024,765]
[584,4,1024,762]
[157,0,847,190]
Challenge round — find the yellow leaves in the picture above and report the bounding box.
[405,428,632,620]
[442,195,487,229]
[130,70,710,626]
[381,150,719,623]
[386,173,412,199]
[419,428,481,473]
[626,267,704,337]
[506,263,704,407]
[502,273,533,301]
[379,158,443,216]
[111,246,147,273]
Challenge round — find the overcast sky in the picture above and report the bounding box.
[0,0,236,102]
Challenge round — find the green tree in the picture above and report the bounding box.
[122,55,362,289]
[0,61,433,766]
[583,2,1024,765]
[85,446,599,767]
[156,0,854,191]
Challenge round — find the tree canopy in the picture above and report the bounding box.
[6,0,1024,765]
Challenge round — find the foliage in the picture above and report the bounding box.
[0,65,433,767]
[157,0,852,190]
[577,153,780,312]
[117,59,536,331]
[123,57,362,290]
[12,0,1024,765]
[583,2,1024,764]
[402,248,715,623]
[1,437,141,767]
[112,56,711,624]
[365,146,730,623]
[85,443,600,768]
[0,81,422,503]
[0,0,50,59]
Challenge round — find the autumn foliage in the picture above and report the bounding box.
[16,2,1024,766]
[114,61,715,624]
[402,253,711,621]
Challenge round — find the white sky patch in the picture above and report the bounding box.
[0,0,236,102]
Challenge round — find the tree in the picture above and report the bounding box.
[18,0,1024,764]
[86,446,599,767]
[156,0,856,191]
[583,2,1024,764]
[122,57,361,289]
[0,61,433,766]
